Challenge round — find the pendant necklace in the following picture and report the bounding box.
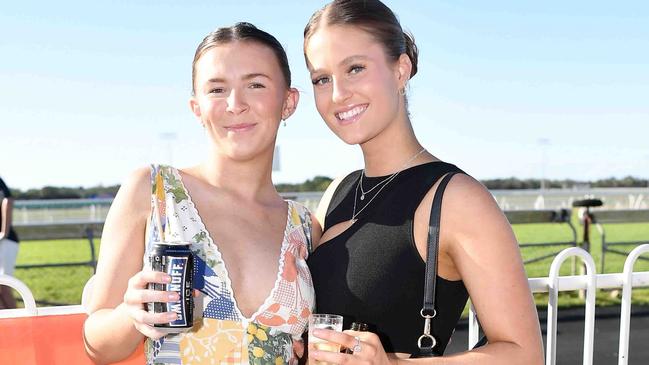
[351,147,426,222]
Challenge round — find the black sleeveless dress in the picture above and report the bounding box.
[307,162,468,355]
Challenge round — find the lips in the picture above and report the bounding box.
[224,123,257,132]
[334,104,368,125]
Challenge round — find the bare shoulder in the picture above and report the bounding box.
[444,173,496,208]
[440,172,520,264]
[438,173,514,257]
[314,174,348,228]
[111,166,153,218]
[443,173,504,225]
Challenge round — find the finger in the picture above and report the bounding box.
[193,289,201,298]
[124,288,180,305]
[311,328,355,347]
[343,330,380,345]
[130,308,179,325]
[310,349,353,364]
[343,330,380,357]
[128,270,171,289]
[134,322,168,340]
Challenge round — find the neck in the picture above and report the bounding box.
[360,116,429,176]
[197,146,279,203]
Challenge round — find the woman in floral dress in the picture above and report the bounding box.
[84,22,319,365]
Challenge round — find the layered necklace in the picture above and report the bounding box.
[351,147,426,223]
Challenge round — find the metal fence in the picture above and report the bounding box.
[2,245,648,363]
[468,244,649,365]
[12,188,649,225]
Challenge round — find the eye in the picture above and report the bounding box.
[311,76,330,86]
[249,82,266,89]
[349,65,365,75]
[208,87,225,94]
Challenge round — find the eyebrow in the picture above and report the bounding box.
[206,73,272,83]
[309,55,369,75]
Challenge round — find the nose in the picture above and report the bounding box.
[331,78,352,104]
[226,88,248,115]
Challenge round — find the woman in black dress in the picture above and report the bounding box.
[303,1,543,364]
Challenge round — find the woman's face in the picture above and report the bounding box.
[305,25,408,145]
[190,41,297,160]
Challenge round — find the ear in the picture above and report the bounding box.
[281,87,300,120]
[395,53,413,88]
[189,97,202,119]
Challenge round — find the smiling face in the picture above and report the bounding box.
[305,25,410,146]
[190,41,298,160]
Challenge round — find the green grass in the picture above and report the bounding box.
[9,220,649,309]
[513,221,649,309]
[12,239,99,306]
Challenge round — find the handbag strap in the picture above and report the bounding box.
[417,171,458,355]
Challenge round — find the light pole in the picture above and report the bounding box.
[538,138,550,190]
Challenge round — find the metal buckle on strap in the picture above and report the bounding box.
[418,309,437,350]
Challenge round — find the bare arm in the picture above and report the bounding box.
[313,175,344,247]
[403,174,544,364]
[309,175,543,365]
[311,212,323,249]
[0,197,11,240]
[83,167,176,364]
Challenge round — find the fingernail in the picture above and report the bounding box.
[168,293,179,301]
[163,275,172,282]
[167,312,178,320]
[312,329,322,336]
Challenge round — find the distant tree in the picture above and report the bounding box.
[10,176,648,199]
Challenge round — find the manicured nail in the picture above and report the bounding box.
[163,275,172,282]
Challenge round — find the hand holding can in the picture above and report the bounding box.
[147,242,194,332]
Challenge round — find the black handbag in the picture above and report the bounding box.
[412,172,487,358]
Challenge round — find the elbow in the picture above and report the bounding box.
[520,338,544,365]
[83,318,113,365]
[83,315,137,365]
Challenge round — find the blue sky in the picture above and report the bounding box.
[2,1,648,190]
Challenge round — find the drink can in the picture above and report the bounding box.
[148,242,194,331]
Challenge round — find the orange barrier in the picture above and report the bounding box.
[0,312,145,365]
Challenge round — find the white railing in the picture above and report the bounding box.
[3,245,649,363]
[0,274,84,318]
[13,188,649,224]
[468,244,649,365]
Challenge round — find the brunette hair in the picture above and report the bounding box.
[192,22,291,94]
[304,0,419,78]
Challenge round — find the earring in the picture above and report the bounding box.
[398,87,406,96]
[283,119,287,127]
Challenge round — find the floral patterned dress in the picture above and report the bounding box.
[144,165,315,365]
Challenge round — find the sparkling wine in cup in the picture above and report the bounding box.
[309,313,343,365]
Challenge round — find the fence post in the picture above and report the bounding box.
[618,244,649,365]
[0,275,37,317]
[546,247,597,365]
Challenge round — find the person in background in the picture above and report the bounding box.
[303,1,544,364]
[83,23,319,364]
[0,176,19,309]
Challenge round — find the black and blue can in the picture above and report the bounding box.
[148,242,194,331]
